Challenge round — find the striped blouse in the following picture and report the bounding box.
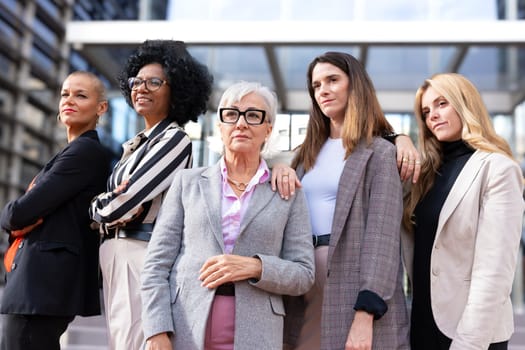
[90,118,192,228]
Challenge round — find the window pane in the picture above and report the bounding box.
[21,160,41,186]
[30,46,56,76]
[36,0,61,20]
[290,114,309,150]
[21,101,48,131]
[0,85,14,115]
[0,18,19,43]
[33,17,59,47]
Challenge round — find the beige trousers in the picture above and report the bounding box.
[294,246,329,350]
[100,238,148,350]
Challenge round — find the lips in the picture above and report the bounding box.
[135,96,152,104]
[61,108,76,113]
[433,122,447,131]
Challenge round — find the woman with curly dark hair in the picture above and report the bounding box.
[90,39,213,350]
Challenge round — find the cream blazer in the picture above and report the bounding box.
[402,150,525,350]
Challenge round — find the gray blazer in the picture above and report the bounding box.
[285,137,410,349]
[141,163,315,350]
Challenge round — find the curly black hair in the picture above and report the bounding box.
[118,40,213,126]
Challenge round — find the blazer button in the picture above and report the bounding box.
[11,263,16,271]
[432,267,440,276]
[18,241,24,249]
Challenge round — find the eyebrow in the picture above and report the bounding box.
[135,76,165,79]
[229,105,263,110]
[312,73,341,86]
[61,88,90,94]
[422,95,445,108]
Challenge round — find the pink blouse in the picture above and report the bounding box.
[220,157,269,254]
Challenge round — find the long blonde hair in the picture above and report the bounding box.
[402,73,514,231]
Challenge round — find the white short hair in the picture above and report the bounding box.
[216,81,280,158]
[217,81,277,126]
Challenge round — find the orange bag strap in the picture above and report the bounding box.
[3,175,39,273]
[4,237,23,272]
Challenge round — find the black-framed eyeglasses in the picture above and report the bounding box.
[127,77,168,91]
[219,108,267,125]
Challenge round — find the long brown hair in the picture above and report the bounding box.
[292,51,393,170]
[402,73,514,231]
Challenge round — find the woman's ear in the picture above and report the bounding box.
[97,100,109,116]
[266,124,273,139]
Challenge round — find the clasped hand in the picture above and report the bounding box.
[199,254,262,289]
[11,218,44,237]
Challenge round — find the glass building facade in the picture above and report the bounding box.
[0,0,136,199]
[0,0,144,282]
[1,0,525,271]
[1,0,525,347]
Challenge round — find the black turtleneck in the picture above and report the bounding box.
[410,140,475,350]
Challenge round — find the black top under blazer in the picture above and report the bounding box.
[0,130,109,317]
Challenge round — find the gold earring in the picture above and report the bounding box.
[57,114,61,122]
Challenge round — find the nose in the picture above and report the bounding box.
[62,95,74,105]
[429,108,440,120]
[318,82,329,95]
[135,80,148,92]
[235,113,249,128]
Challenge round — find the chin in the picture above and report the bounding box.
[228,145,255,154]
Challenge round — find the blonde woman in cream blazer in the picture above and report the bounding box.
[402,73,525,350]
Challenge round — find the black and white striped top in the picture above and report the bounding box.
[91,118,192,228]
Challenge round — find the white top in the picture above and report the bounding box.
[302,138,346,236]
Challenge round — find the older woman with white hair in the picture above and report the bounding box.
[141,81,315,350]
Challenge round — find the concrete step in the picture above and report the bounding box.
[60,314,108,348]
[51,310,525,349]
[1,293,525,349]
[511,312,525,349]
[62,346,108,350]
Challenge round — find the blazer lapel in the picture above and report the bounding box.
[200,164,225,250]
[239,181,276,235]
[329,143,373,255]
[436,150,486,237]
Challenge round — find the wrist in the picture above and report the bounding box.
[383,132,399,144]
[354,310,374,321]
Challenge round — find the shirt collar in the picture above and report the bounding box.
[220,157,270,188]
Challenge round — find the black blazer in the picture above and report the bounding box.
[0,130,109,317]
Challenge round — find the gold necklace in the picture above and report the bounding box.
[227,176,248,192]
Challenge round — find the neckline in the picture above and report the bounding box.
[227,176,248,192]
[441,140,474,163]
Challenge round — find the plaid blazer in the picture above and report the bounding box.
[285,137,410,349]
